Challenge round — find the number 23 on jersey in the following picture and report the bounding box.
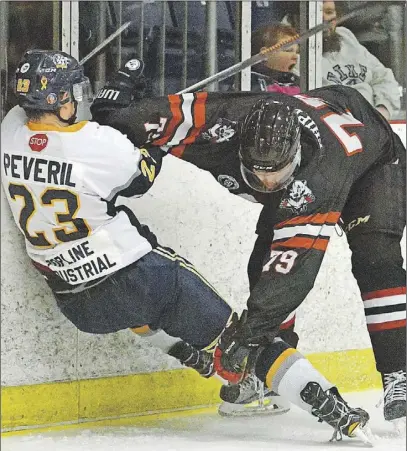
[8,183,91,247]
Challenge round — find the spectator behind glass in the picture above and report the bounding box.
[251,24,301,95]
[322,0,400,120]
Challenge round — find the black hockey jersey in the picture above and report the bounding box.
[91,85,405,340]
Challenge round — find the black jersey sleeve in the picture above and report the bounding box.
[91,91,278,198]
[244,209,342,342]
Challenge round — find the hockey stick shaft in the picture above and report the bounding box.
[176,3,370,94]
[79,21,132,65]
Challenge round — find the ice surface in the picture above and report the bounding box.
[2,391,405,451]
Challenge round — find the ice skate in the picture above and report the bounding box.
[168,341,214,378]
[300,382,373,445]
[378,370,406,434]
[218,372,290,417]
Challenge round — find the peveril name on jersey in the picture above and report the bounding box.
[3,153,75,187]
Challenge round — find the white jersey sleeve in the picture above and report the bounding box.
[77,122,161,202]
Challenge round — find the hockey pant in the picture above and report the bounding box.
[55,245,232,349]
[341,156,406,374]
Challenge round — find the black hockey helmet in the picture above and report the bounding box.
[239,99,301,192]
[15,49,93,122]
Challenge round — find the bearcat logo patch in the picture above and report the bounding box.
[279,180,315,214]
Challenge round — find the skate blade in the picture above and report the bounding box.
[352,424,375,448]
[218,399,290,417]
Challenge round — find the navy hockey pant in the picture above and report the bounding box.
[55,245,232,349]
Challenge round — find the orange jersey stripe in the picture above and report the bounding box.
[276,212,341,229]
[367,319,406,332]
[153,95,183,146]
[130,325,151,335]
[272,236,329,251]
[170,92,208,158]
[182,91,207,145]
[171,144,186,158]
[363,286,406,301]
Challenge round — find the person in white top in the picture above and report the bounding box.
[322,0,401,120]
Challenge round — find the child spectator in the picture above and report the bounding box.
[251,24,301,95]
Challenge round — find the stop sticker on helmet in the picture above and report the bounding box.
[29,134,48,152]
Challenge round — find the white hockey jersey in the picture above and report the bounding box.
[1,107,161,291]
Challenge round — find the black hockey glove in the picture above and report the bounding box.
[91,58,148,113]
[214,310,272,384]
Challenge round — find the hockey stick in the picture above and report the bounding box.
[176,3,371,94]
[79,21,132,65]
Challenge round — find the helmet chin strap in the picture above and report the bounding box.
[57,100,78,126]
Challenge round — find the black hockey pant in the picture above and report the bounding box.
[341,158,406,374]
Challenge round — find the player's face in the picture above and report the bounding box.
[253,163,296,192]
[59,101,76,121]
[264,38,299,72]
[241,154,299,193]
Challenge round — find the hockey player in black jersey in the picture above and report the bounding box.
[91,63,406,428]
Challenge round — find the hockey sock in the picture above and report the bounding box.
[255,338,333,413]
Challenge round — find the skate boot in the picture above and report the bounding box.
[168,340,214,378]
[218,372,290,417]
[168,342,290,417]
[300,382,372,444]
[379,370,406,431]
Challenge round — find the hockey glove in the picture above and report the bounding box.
[214,311,262,384]
[91,58,148,113]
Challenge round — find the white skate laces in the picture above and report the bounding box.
[218,372,291,417]
[300,383,371,444]
[376,370,406,408]
[228,372,263,403]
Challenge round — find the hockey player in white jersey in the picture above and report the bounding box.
[2,50,372,443]
[2,49,229,377]
[2,49,289,418]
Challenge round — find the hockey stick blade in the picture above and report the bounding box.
[177,2,378,94]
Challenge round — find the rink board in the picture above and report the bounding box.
[1,348,381,432]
